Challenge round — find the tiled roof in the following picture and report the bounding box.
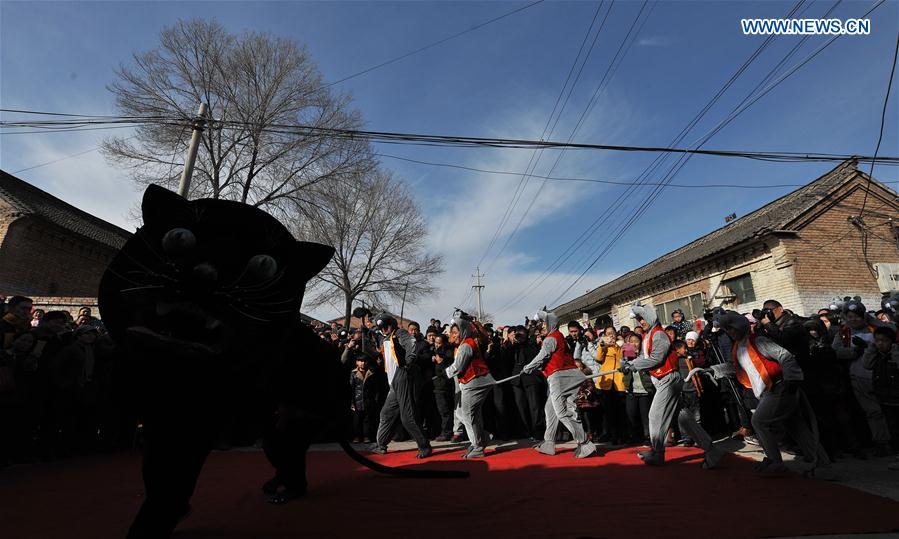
[0,170,131,249]
[553,160,891,315]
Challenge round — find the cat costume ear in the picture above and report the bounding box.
[142,184,195,228]
[294,242,335,282]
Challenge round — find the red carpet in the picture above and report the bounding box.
[3,445,899,538]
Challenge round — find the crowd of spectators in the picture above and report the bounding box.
[3,290,898,473]
[0,297,132,467]
[319,295,899,471]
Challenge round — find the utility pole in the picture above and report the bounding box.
[177,102,209,198]
[472,267,485,320]
[399,281,409,323]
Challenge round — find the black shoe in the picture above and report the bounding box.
[369,444,388,454]
[268,486,306,505]
[416,447,433,459]
[262,477,282,496]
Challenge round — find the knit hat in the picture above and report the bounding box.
[685,331,699,341]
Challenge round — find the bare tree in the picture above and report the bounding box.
[102,18,371,215]
[295,170,444,326]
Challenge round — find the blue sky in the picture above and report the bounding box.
[2,0,898,324]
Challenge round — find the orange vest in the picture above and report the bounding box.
[457,337,490,384]
[542,330,578,378]
[731,337,784,391]
[644,325,679,379]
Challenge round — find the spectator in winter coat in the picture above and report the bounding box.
[757,299,809,365]
[507,326,546,442]
[622,333,653,444]
[862,326,899,460]
[431,333,456,441]
[670,309,691,340]
[833,298,890,457]
[350,357,380,443]
[1,296,33,350]
[596,327,626,444]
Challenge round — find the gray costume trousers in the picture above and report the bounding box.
[850,376,890,442]
[647,372,682,456]
[752,382,830,466]
[678,402,713,453]
[453,377,465,435]
[542,369,588,447]
[459,378,494,452]
[376,369,430,450]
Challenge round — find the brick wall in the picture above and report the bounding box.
[781,180,899,314]
[0,202,19,250]
[0,216,117,298]
[30,296,99,318]
[605,241,809,324]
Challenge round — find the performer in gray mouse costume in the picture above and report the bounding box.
[522,310,597,458]
[689,311,835,479]
[620,302,681,466]
[439,313,495,458]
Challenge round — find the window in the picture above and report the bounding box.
[721,273,756,305]
[657,293,705,324]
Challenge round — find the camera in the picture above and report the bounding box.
[703,306,724,323]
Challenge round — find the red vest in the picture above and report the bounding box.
[644,325,679,379]
[731,337,784,391]
[457,337,490,384]
[542,330,578,378]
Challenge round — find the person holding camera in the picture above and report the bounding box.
[833,298,891,457]
[595,326,627,445]
[522,311,597,459]
[370,314,432,459]
[756,300,809,366]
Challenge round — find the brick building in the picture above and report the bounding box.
[0,170,132,314]
[326,311,417,331]
[553,160,899,327]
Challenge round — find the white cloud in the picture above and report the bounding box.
[2,129,141,231]
[357,96,637,326]
[637,36,671,47]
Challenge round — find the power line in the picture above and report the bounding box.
[11,146,102,174]
[4,111,899,165]
[859,28,899,217]
[540,0,890,308]
[501,0,808,312]
[474,1,610,271]
[376,152,899,188]
[485,0,649,277]
[322,0,546,88]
